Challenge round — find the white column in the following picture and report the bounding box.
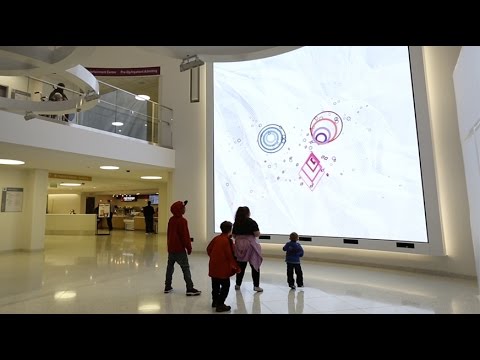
[23,169,48,250]
[453,46,480,287]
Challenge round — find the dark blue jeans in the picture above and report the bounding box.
[287,262,303,287]
[211,277,230,306]
[165,252,194,290]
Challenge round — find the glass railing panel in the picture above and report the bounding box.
[158,106,173,149]
[0,74,174,149]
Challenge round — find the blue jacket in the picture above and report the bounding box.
[283,241,304,264]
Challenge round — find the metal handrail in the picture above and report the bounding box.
[27,75,85,96]
[98,80,173,112]
[99,99,156,121]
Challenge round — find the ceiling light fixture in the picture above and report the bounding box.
[135,94,150,101]
[59,183,82,187]
[100,166,119,170]
[141,176,162,180]
[112,122,124,126]
[0,159,25,165]
[54,291,77,300]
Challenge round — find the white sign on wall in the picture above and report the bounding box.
[98,203,110,218]
[1,187,24,212]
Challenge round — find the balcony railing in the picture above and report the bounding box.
[75,80,173,148]
[0,74,173,149]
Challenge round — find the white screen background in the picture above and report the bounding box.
[213,46,428,242]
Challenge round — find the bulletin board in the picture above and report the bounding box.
[1,187,24,212]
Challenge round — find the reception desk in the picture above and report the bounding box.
[46,214,97,235]
[111,215,159,232]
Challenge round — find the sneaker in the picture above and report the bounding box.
[289,285,296,290]
[186,288,202,296]
[164,286,173,293]
[216,304,231,312]
[235,285,240,290]
[253,286,263,292]
[297,285,304,288]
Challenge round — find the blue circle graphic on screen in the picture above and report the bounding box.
[257,124,286,153]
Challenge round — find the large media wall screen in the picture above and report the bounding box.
[213,46,428,243]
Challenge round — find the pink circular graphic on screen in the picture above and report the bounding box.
[310,111,343,145]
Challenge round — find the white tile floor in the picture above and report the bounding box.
[0,231,479,314]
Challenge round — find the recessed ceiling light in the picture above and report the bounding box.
[59,183,82,187]
[0,159,25,165]
[135,94,150,101]
[100,166,119,170]
[112,122,124,126]
[141,176,162,180]
[54,291,77,300]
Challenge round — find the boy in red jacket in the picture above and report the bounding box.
[207,221,240,312]
[164,200,201,296]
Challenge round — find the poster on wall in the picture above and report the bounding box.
[98,203,110,218]
[1,187,24,212]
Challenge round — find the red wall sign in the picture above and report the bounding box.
[86,67,160,76]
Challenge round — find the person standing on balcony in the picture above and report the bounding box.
[49,83,68,102]
[48,83,69,121]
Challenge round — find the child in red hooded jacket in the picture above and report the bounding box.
[207,221,240,312]
[164,200,201,296]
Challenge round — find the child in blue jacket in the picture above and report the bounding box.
[282,232,304,289]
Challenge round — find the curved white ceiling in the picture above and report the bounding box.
[138,46,302,62]
[0,46,96,76]
[0,47,303,73]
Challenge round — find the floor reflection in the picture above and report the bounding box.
[0,232,478,313]
[288,289,304,314]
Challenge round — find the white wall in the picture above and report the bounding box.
[24,169,48,250]
[157,183,168,233]
[423,47,475,276]
[0,167,28,251]
[160,56,207,247]
[0,75,44,103]
[0,167,47,252]
[453,46,480,285]
[47,193,81,214]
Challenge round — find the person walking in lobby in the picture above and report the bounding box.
[143,201,155,234]
[163,200,201,296]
